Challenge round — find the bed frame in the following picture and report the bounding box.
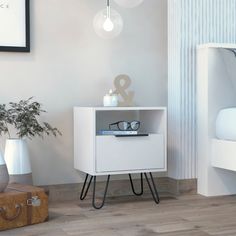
[197,43,236,196]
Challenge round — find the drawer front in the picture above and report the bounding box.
[96,134,165,172]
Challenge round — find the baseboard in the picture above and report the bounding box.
[41,177,197,202]
[168,178,197,195]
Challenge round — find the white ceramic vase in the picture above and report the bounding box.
[0,151,9,192]
[4,139,33,185]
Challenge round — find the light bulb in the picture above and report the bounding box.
[103,18,114,32]
[93,8,123,39]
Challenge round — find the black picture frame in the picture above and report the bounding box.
[0,0,30,52]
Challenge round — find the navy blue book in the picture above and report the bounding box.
[98,130,138,135]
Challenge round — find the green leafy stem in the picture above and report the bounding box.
[0,97,61,139]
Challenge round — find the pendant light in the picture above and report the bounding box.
[114,0,144,8]
[93,0,123,39]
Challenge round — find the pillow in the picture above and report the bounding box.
[216,108,236,141]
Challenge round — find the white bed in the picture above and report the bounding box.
[197,45,236,197]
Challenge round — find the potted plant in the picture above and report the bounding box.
[0,104,9,192]
[1,98,61,185]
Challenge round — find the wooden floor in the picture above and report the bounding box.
[2,194,236,236]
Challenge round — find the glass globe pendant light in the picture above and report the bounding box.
[114,0,144,8]
[93,0,123,39]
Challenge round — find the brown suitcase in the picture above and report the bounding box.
[0,183,48,231]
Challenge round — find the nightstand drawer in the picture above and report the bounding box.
[96,134,165,172]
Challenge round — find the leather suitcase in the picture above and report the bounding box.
[0,183,48,231]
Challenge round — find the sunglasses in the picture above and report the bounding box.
[109,120,140,131]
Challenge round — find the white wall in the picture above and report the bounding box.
[0,0,167,185]
[168,0,236,180]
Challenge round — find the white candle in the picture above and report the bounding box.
[103,90,118,107]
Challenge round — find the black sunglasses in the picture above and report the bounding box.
[109,120,140,131]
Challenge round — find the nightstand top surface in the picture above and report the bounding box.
[74,106,166,111]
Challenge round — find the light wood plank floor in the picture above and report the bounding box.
[2,194,236,236]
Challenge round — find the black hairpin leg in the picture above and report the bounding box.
[144,172,160,204]
[80,172,159,209]
[129,173,143,196]
[92,175,110,209]
[80,174,93,200]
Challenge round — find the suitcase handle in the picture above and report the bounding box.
[0,204,22,221]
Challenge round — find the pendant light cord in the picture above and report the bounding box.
[107,0,111,18]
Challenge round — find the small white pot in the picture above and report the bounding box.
[4,139,32,185]
[0,152,9,192]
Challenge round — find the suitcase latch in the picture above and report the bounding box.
[27,196,41,207]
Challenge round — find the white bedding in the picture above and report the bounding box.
[216,108,236,141]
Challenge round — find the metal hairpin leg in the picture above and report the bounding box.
[144,172,160,204]
[80,172,159,209]
[92,175,110,209]
[80,174,93,200]
[129,173,143,196]
[80,174,110,209]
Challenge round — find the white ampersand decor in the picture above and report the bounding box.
[113,74,134,106]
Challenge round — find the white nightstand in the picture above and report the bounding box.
[74,107,167,208]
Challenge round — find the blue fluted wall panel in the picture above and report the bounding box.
[168,0,236,179]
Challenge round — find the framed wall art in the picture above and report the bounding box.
[0,0,30,52]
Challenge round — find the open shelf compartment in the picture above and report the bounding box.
[96,108,166,136]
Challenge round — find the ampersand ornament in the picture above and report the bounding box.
[113,74,134,106]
